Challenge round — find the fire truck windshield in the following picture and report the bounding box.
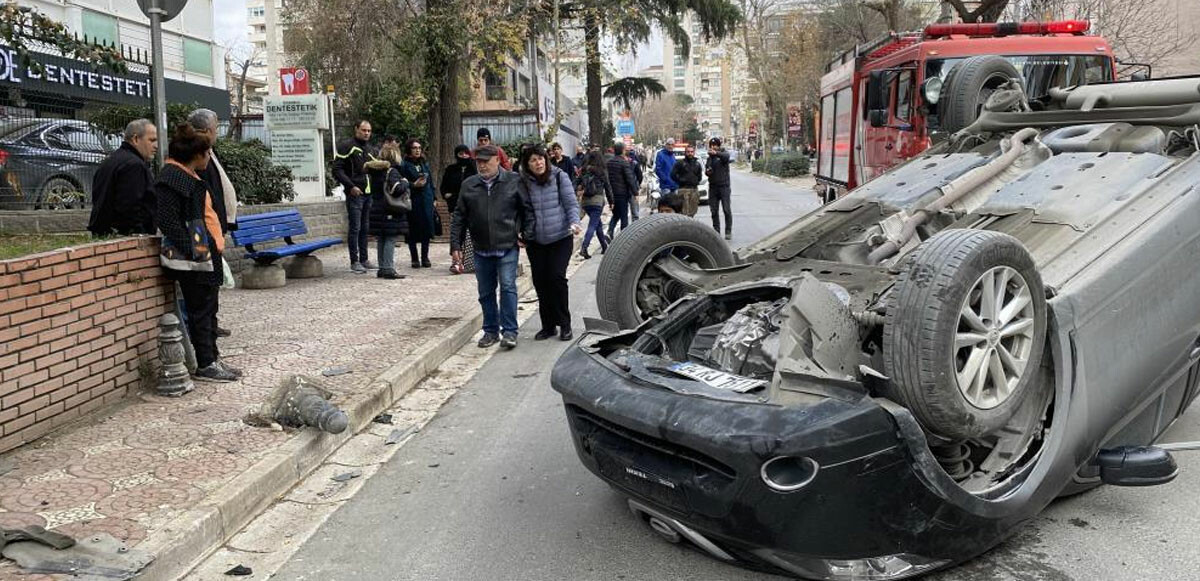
[925,55,1112,125]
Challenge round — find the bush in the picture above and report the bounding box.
[755,153,809,178]
[497,135,541,166]
[213,139,296,205]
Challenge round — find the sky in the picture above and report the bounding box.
[213,0,248,49]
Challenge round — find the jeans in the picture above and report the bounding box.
[376,235,396,272]
[607,196,630,239]
[710,186,732,234]
[678,187,700,217]
[474,248,519,335]
[581,205,608,254]
[345,195,371,264]
[630,191,641,220]
[526,237,573,332]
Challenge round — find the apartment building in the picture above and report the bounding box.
[662,13,739,140]
[246,0,287,95]
[10,0,229,116]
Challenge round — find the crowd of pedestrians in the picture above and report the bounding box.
[86,112,736,361]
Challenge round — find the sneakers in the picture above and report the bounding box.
[534,328,557,341]
[351,262,367,274]
[500,332,518,350]
[194,362,239,383]
[216,327,232,338]
[724,232,732,241]
[217,360,244,378]
[362,260,379,270]
[478,332,500,348]
[377,270,406,280]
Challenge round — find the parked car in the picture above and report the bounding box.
[0,118,115,210]
[553,66,1200,579]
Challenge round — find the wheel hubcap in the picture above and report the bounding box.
[954,266,1036,410]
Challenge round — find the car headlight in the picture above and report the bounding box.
[753,550,949,580]
[922,77,944,105]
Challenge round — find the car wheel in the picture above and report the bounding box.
[882,229,1048,440]
[939,55,1022,134]
[596,213,735,329]
[38,177,86,210]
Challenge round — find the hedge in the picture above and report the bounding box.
[752,153,810,178]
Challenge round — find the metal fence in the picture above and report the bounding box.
[0,42,156,211]
[460,114,541,146]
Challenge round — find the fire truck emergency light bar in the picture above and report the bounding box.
[924,20,1090,38]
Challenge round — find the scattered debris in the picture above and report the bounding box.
[372,413,394,425]
[243,412,282,430]
[385,424,419,445]
[428,463,440,468]
[512,372,539,379]
[2,532,152,580]
[225,564,253,576]
[322,366,352,377]
[331,470,363,482]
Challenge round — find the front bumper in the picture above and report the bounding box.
[551,343,1030,579]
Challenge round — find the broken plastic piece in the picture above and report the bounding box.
[331,469,363,482]
[372,413,394,425]
[225,564,253,576]
[2,533,151,580]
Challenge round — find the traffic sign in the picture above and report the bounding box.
[136,0,188,22]
[617,119,635,136]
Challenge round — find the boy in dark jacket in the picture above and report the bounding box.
[705,137,733,239]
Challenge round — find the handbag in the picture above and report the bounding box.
[384,168,412,212]
[434,208,444,237]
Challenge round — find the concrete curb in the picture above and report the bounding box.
[136,276,534,581]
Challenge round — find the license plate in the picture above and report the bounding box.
[669,362,766,393]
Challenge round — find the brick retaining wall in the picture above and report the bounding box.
[0,237,174,453]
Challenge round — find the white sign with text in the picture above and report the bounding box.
[264,94,329,130]
[270,129,326,202]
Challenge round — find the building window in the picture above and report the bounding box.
[674,67,685,78]
[183,38,213,76]
[248,6,265,17]
[701,79,710,91]
[692,57,699,65]
[81,10,118,46]
[485,71,507,101]
[673,54,684,67]
[674,79,685,89]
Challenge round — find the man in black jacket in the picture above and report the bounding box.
[88,119,157,236]
[705,137,733,240]
[333,120,379,273]
[451,145,535,350]
[670,145,703,217]
[605,143,638,239]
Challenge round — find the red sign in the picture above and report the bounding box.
[279,68,309,95]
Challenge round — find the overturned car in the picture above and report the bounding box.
[551,64,1200,580]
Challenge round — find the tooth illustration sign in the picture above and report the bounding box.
[279,67,310,95]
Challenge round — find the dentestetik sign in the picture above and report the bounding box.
[0,47,152,101]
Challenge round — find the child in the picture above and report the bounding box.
[657,192,684,214]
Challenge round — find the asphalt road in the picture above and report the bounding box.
[273,170,1200,581]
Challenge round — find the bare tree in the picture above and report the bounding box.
[1004,0,1196,73]
[222,40,264,118]
[942,0,1009,22]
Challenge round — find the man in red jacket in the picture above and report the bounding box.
[475,128,511,170]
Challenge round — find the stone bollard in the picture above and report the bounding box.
[262,375,348,434]
[156,313,194,396]
[285,255,323,279]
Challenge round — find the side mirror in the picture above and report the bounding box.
[1131,71,1149,82]
[1094,446,1178,486]
[868,109,889,128]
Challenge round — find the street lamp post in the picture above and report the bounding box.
[136,0,189,166]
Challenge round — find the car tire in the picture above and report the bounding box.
[596,213,735,329]
[882,229,1048,440]
[940,55,1022,134]
[38,177,85,210]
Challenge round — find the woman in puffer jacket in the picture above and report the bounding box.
[368,143,410,280]
[518,144,581,342]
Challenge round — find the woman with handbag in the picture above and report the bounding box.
[400,138,437,269]
[369,143,411,280]
[577,150,611,260]
[155,122,242,383]
[518,144,582,342]
[440,144,477,274]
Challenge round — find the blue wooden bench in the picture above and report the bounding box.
[231,210,342,288]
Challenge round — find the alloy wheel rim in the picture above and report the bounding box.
[631,242,717,321]
[954,265,1036,410]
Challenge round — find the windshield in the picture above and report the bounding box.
[925,55,1112,126]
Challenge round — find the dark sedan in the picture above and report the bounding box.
[0,118,115,210]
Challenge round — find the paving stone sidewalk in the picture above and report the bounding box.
[0,243,491,580]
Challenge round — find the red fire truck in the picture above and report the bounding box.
[815,20,1117,202]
